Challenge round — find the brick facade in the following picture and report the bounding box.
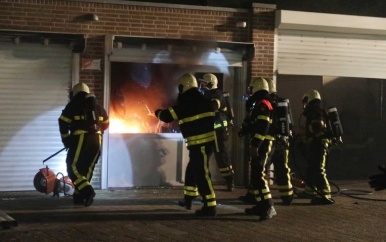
[0,0,275,100]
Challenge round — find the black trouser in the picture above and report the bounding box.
[66,133,101,198]
[305,138,332,199]
[213,128,234,183]
[248,139,274,206]
[269,138,293,198]
[183,144,216,207]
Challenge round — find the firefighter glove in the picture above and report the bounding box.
[154,109,162,118]
[369,164,386,191]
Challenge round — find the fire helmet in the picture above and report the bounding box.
[248,77,269,96]
[72,83,90,96]
[203,73,218,89]
[178,73,198,94]
[266,78,277,94]
[302,89,321,104]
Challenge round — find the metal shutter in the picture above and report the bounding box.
[276,29,386,79]
[0,42,72,191]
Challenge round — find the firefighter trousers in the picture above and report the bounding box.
[183,144,216,207]
[305,138,332,199]
[269,138,293,198]
[66,133,101,199]
[248,139,274,205]
[213,128,234,183]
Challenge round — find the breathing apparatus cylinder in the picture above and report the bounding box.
[276,99,291,136]
[223,92,234,121]
[326,107,343,143]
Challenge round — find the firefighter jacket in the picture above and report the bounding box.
[58,92,109,147]
[155,88,216,149]
[242,91,275,148]
[202,88,230,130]
[302,99,328,139]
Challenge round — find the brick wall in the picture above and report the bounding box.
[251,5,275,80]
[0,0,264,99]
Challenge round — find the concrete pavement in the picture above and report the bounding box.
[1,180,386,242]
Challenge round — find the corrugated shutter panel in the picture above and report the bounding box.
[0,43,72,191]
[277,29,386,79]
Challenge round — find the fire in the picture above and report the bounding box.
[109,118,142,133]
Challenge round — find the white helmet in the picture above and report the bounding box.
[178,73,198,94]
[203,73,218,89]
[266,78,276,94]
[72,83,90,96]
[302,89,321,104]
[248,77,269,95]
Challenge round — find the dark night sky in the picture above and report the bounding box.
[141,0,386,17]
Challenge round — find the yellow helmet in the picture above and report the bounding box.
[203,73,218,89]
[178,73,198,94]
[248,77,269,95]
[266,78,276,94]
[302,89,321,104]
[72,83,90,96]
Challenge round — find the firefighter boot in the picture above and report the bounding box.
[281,195,293,206]
[311,196,335,205]
[83,186,96,207]
[195,205,217,217]
[225,175,234,192]
[178,195,196,210]
[245,200,276,220]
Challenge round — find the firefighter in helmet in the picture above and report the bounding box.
[58,83,109,207]
[200,73,235,191]
[265,78,294,205]
[155,73,217,216]
[298,89,334,205]
[238,77,277,220]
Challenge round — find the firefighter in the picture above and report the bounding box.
[58,83,109,207]
[298,89,334,205]
[238,77,277,220]
[266,78,294,205]
[154,73,217,216]
[201,73,235,191]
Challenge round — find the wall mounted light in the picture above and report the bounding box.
[82,13,99,21]
[236,21,247,28]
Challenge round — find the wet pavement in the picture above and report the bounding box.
[1,180,386,242]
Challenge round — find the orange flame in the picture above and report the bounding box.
[109,118,142,134]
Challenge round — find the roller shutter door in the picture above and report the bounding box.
[0,42,72,191]
[277,29,386,79]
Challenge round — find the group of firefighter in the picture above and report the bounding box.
[155,73,345,219]
[57,73,386,220]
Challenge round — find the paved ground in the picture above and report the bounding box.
[1,180,386,242]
